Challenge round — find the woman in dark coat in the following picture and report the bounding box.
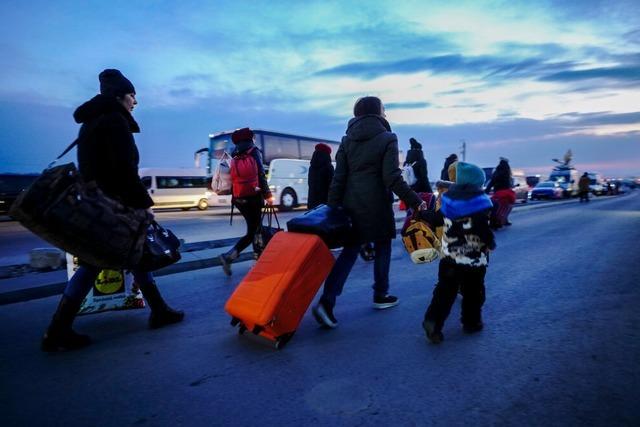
[41,69,184,352]
[484,158,512,193]
[307,143,334,209]
[312,96,425,328]
[404,137,432,193]
[440,153,458,181]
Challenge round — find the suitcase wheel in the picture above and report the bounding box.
[274,332,295,350]
[238,325,247,335]
[252,325,264,335]
[230,317,240,327]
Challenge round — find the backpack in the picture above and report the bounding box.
[402,162,417,186]
[230,147,259,198]
[401,219,441,264]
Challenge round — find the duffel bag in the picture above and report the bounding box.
[286,204,352,249]
[10,162,152,269]
[137,221,182,271]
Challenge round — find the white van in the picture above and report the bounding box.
[139,168,210,210]
[268,159,311,211]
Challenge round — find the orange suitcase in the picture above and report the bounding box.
[224,232,335,349]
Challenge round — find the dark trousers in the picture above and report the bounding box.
[579,191,590,202]
[424,258,486,331]
[232,195,263,254]
[320,239,392,308]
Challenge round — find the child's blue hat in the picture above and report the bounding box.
[456,162,485,188]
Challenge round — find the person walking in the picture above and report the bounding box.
[440,153,458,181]
[404,137,433,193]
[421,162,496,344]
[42,69,184,352]
[219,127,272,275]
[485,157,515,227]
[578,172,591,202]
[312,96,426,328]
[307,143,334,210]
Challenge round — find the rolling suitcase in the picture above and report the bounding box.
[224,232,335,349]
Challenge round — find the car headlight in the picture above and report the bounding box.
[205,191,212,197]
[269,185,276,192]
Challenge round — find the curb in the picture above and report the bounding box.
[0,252,255,306]
[0,194,627,306]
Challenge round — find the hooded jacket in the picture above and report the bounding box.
[308,149,334,209]
[422,184,495,266]
[73,94,153,209]
[328,115,421,242]
[485,160,512,192]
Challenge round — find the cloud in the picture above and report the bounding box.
[540,66,640,82]
[386,102,431,109]
[556,111,640,126]
[314,53,584,84]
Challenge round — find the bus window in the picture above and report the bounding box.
[299,140,316,160]
[263,135,300,163]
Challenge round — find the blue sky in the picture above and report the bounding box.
[1,0,639,177]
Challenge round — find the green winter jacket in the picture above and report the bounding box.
[328,115,422,243]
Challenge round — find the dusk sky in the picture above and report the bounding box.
[1,0,639,178]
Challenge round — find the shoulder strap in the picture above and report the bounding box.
[48,117,103,168]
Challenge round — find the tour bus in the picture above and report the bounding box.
[139,168,211,210]
[202,130,340,211]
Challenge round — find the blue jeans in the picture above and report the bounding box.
[64,265,154,303]
[320,239,392,308]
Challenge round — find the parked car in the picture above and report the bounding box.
[548,167,580,197]
[587,172,606,196]
[529,181,564,200]
[513,174,529,203]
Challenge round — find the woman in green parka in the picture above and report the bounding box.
[312,96,426,328]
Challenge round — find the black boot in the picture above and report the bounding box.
[138,281,184,329]
[219,248,238,276]
[41,295,92,352]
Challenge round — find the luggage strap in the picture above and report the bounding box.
[48,118,102,168]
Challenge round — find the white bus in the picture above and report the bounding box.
[139,168,210,210]
[200,130,340,211]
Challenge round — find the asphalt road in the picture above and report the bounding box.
[1,192,639,426]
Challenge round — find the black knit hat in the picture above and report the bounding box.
[409,137,422,149]
[99,69,135,98]
[353,96,384,117]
